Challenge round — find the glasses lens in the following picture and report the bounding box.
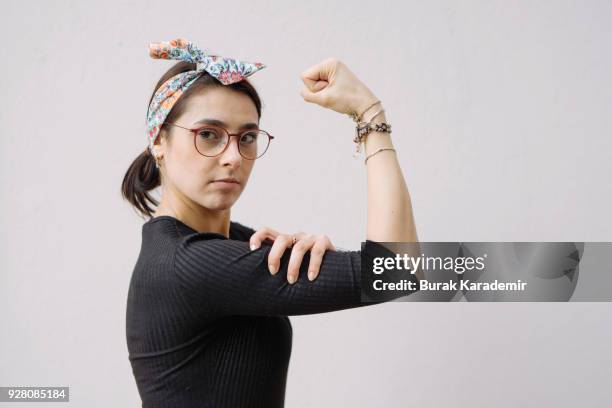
[238,130,271,159]
[195,127,228,156]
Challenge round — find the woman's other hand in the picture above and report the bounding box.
[250,227,337,284]
[299,57,378,117]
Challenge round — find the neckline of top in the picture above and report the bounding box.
[146,215,232,239]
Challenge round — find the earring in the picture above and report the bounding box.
[154,154,163,169]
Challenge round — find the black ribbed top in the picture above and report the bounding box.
[125,215,403,407]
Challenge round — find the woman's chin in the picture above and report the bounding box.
[201,193,239,210]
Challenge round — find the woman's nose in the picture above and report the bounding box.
[220,136,243,165]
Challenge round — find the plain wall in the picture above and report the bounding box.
[1,0,611,407]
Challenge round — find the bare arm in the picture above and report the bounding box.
[300,59,422,279]
[361,109,418,243]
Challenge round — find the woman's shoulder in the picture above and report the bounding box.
[229,221,256,242]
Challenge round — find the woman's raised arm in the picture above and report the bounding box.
[299,59,420,253]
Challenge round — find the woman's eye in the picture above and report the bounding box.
[240,132,257,144]
[198,130,219,140]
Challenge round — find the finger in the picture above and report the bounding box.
[300,58,335,89]
[307,235,335,280]
[307,238,329,281]
[291,231,308,243]
[300,86,330,106]
[305,80,328,92]
[287,235,315,284]
[268,235,292,275]
[321,235,336,252]
[250,227,279,250]
[299,60,336,106]
[300,75,320,91]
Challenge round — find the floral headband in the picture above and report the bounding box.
[145,38,266,154]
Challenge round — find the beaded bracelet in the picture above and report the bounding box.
[348,100,393,157]
[352,115,392,156]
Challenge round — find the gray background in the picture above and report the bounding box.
[1,0,611,407]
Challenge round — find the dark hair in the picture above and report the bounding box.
[121,61,263,219]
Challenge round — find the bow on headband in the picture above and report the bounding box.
[145,38,266,153]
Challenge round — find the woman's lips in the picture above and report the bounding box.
[211,179,240,188]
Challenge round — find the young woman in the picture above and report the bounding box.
[122,39,420,408]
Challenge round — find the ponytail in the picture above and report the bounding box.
[121,148,160,218]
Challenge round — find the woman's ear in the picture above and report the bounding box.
[152,131,168,159]
[152,143,164,160]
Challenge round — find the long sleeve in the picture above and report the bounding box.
[173,232,418,317]
[128,216,422,407]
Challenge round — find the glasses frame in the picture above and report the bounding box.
[163,122,275,160]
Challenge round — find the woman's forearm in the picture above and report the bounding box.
[363,110,418,243]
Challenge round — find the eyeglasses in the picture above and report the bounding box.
[163,122,274,160]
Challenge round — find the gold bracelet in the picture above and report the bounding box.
[364,147,396,165]
[364,107,385,123]
[348,100,381,123]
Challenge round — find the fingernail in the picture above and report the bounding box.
[308,271,315,281]
[250,244,256,250]
[269,264,277,274]
[288,275,296,284]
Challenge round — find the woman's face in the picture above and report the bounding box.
[157,86,259,211]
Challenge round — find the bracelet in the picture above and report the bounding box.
[352,117,392,156]
[360,106,385,125]
[367,107,385,122]
[353,108,385,145]
[348,100,381,123]
[355,120,392,140]
[348,100,392,158]
[364,147,396,164]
